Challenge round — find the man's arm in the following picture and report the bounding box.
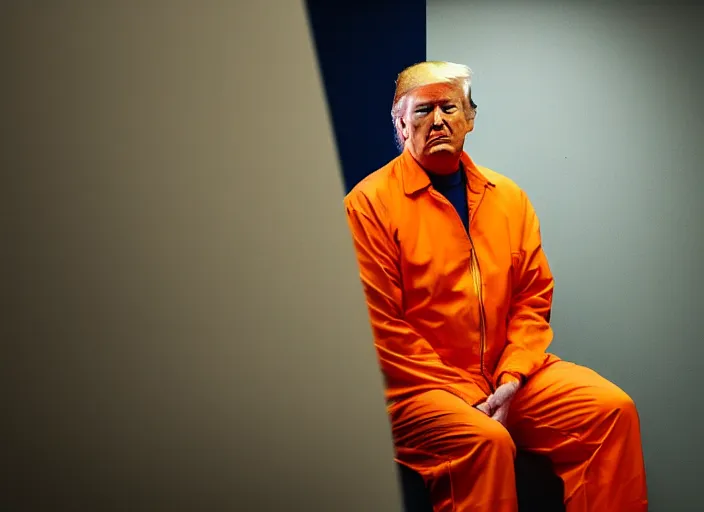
[493,191,554,387]
[345,198,486,405]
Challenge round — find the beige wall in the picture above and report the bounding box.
[1,2,400,510]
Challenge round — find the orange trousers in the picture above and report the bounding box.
[390,359,648,512]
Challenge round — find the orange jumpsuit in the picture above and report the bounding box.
[344,149,648,512]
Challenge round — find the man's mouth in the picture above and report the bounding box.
[428,134,450,143]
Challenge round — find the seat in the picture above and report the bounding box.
[397,450,565,511]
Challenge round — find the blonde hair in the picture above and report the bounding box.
[391,61,475,150]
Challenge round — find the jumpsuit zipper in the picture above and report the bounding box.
[467,228,493,391]
[429,185,493,392]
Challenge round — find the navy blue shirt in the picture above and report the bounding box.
[427,166,469,233]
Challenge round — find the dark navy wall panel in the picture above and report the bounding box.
[305,1,426,192]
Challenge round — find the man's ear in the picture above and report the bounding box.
[398,117,409,139]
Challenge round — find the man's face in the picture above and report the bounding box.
[400,82,474,174]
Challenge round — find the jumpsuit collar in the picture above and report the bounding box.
[400,148,494,196]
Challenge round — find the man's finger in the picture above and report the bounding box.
[491,402,510,426]
[487,389,507,409]
[476,401,492,416]
[491,404,507,425]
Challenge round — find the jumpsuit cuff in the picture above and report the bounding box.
[497,371,523,387]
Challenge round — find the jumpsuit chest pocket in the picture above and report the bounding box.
[397,217,473,304]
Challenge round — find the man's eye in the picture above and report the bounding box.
[442,105,457,113]
[415,107,432,114]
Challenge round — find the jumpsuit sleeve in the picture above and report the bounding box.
[493,191,555,387]
[345,201,487,406]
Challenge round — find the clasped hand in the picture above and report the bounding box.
[476,380,520,425]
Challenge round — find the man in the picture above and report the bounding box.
[343,61,648,512]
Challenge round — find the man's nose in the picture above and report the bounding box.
[432,106,444,127]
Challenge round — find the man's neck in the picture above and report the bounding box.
[416,154,463,176]
[426,165,461,177]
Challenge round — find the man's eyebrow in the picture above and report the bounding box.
[414,99,456,108]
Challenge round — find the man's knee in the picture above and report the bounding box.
[426,392,516,459]
[596,387,640,432]
[391,390,516,462]
[476,419,517,459]
[437,415,515,469]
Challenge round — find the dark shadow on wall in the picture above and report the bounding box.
[304,0,426,192]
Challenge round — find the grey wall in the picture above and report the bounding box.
[2,2,401,510]
[428,2,704,511]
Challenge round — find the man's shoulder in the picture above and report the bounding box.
[344,156,403,212]
[478,165,522,193]
[477,165,528,206]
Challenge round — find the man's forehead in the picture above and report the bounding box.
[407,83,463,104]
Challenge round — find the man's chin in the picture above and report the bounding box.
[427,143,458,155]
